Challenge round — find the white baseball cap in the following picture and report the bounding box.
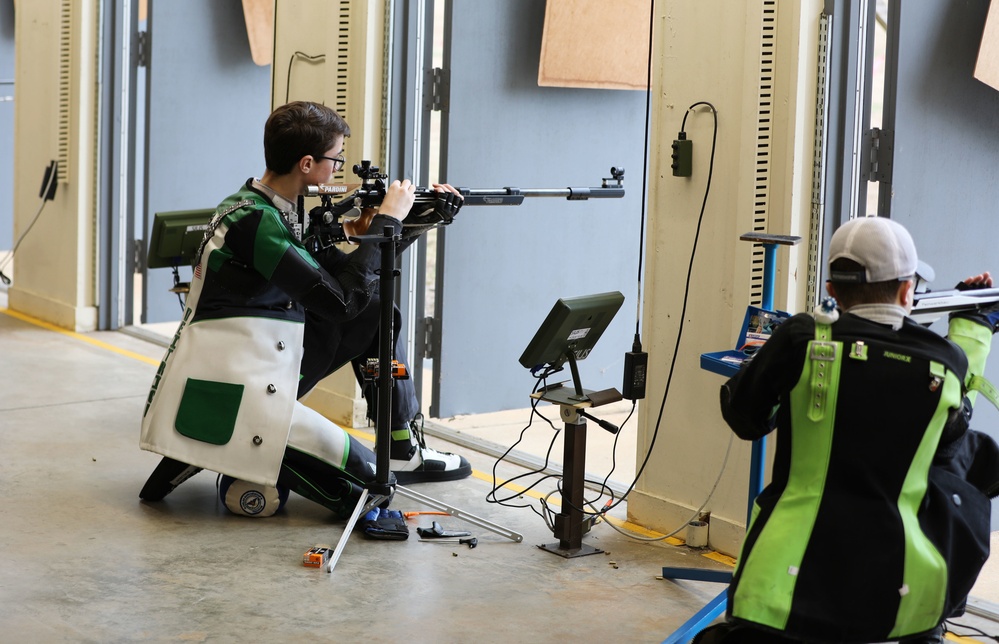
[827,217,931,284]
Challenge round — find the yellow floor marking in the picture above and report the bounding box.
[1,307,161,366]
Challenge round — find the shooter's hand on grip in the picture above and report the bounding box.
[342,209,375,239]
[376,179,416,221]
[951,271,999,333]
[956,272,994,291]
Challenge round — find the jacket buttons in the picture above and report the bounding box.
[953,494,962,506]
[253,435,262,445]
[276,341,286,351]
[286,301,294,309]
[267,384,277,394]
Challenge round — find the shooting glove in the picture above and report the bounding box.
[401,190,465,240]
[430,190,463,225]
[951,280,999,333]
[361,507,410,541]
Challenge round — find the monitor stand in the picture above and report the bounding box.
[533,355,622,558]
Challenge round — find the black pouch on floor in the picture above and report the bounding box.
[361,508,409,541]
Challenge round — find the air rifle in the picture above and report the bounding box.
[910,287,999,325]
[299,160,625,253]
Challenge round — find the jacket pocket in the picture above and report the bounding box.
[175,378,244,445]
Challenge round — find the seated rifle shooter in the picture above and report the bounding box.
[298,160,626,253]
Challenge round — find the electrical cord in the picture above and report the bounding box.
[500,393,725,542]
[631,0,655,345]
[485,376,565,520]
[490,103,721,541]
[596,401,637,496]
[486,4,722,540]
[592,433,733,543]
[0,198,47,286]
[486,373,632,529]
[594,0,730,543]
[945,620,999,641]
[0,162,59,286]
[553,403,637,520]
[597,102,718,527]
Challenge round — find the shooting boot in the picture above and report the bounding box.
[389,414,471,484]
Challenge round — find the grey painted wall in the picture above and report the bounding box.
[433,0,648,416]
[885,0,999,528]
[142,0,271,323]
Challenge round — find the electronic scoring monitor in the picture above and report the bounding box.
[519,291,625,372]
[147,208,215,269]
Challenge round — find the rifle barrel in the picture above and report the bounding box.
[460,186,625,205]
[461,187,623,197]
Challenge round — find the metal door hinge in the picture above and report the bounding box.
[421,316,436,358]
[425,67,450,112]
[864,127,893,183]
[134,239,145,272]
[137,30,149,68]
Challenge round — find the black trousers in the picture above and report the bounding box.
[298,293,420,432]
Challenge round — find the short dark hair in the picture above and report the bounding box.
[263,101,351,175]
[828,258,902,309]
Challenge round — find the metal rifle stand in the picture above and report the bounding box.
[533,352,623,558]
[328,225,522,573]
[661,232,800,643]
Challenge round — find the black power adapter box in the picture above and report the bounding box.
[623,351,648,400]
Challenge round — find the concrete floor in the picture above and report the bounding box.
[3,298,999,643]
